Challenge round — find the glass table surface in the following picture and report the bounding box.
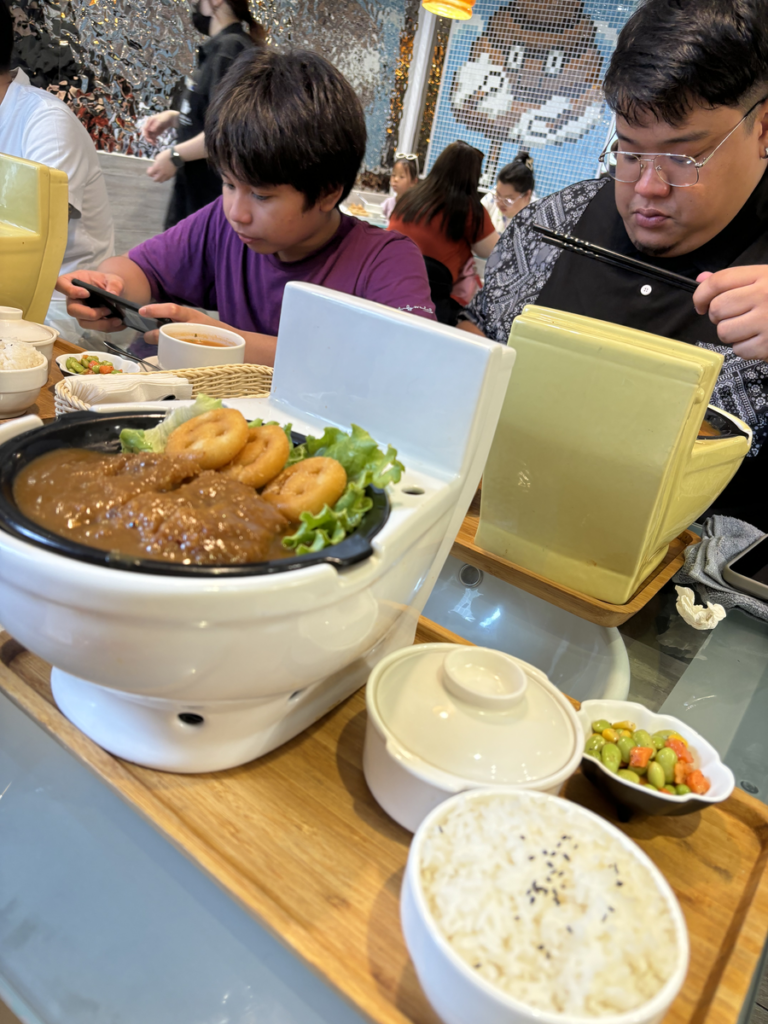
[1,574,767,1024]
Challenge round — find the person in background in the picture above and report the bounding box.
[381,153,419,221]
[56,49,435,366]
[481,151,534,234]
[0,0,114,335]
[388,140,498,325]
[460,0,768,529]
[141,0,265,228]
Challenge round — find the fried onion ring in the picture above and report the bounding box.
[262,457,347,523]
[222,424,290,488]
[165,408,249,470]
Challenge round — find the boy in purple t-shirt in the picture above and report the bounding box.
[56,49,435,365]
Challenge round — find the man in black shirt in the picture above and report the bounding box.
[462,0,768,527]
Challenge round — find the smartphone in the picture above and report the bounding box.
[71,278,172,334]
[722,534,768,601]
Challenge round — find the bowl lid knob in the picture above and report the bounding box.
[443,648,527,709]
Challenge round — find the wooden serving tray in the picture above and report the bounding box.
[451,489,698,627]
[1,618,767,1024]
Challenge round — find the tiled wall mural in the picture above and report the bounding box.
[426,0,638,196]
[9,0,420,171]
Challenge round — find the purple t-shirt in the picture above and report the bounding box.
[129,200,436,335]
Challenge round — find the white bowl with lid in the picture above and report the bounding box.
[363,643,582,832]
[0,306,58,365]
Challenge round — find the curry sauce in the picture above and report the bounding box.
[13,448,291,565]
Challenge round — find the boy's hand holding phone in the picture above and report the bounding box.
[56,271,127,332]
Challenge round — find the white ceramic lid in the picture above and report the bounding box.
[0,307,55,343]
[372,645,577,785]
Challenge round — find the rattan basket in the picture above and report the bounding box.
[174,363,273,398]
[54,363,273,416]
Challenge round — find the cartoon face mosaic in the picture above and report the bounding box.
[451,0,605,151]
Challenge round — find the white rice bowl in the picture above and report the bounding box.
[402,788,688,1024]
[0,340,46,370]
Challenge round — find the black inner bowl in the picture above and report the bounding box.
[0,410,389,577]
[698,406,752,441]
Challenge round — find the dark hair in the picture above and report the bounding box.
[392,156,418,182]
[226,0,267,45]
[393,141,484,243]
[604,0,768,126]
[497,151,534,194]
[206,48,366,206]
[0,0,13,74]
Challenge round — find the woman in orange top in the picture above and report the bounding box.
[387,141,498,324]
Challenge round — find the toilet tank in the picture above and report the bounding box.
[476,305,751,604]
[0,152,68,322]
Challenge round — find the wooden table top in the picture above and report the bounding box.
[27,337,83,421]
[1,616,767,1024]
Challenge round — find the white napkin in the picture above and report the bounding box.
[55,372,193,407]
[675,585,726,630]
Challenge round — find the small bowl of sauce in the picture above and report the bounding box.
[158,323,246,370]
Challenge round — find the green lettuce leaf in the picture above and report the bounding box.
[287,424,404,489]
[120,395,223,453]
[282,482,374,555]
[282,424,403,554]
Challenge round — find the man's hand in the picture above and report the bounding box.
[456,319,486,338]
[694,266,768,361]
[138,303,226,345]
[55,271,126,332]
[141,110,178,145]
[146,148,178,183]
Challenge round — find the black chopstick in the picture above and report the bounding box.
[531,223,699,293]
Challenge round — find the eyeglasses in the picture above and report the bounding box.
[599,94,768,188]
[394,151,420,176]
[494,190,523,209]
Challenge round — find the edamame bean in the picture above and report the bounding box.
[646,761,666,789]
[644,784,659,791]
[592,719,612,734]
[618,769,640,784]
[601,742,621,773]
[654,746,678,784]
[632,729,653,748]
[676,784,691,796]
[661,785,677,795]
[585,734,606,754]
[617,736,635,762]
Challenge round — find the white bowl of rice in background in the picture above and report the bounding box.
[0,307,58,366]
[401,787,688,1024]
[0,341,49,417]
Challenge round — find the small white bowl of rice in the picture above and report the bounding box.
[401,787,688,1024]
[0,307,58,366]
[0,341,49,417]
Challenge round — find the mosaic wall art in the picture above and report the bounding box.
[425,0,638,196]
[9,0,420,171]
